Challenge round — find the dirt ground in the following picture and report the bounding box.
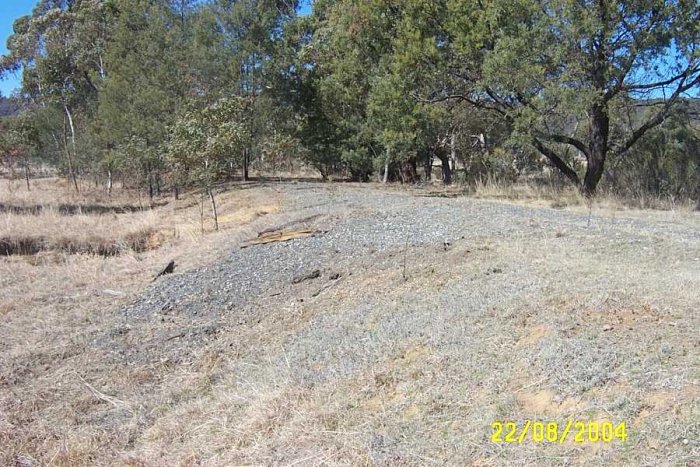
[1,178,698,466]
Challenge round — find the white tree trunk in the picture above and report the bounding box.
[63,104,80,193]
[382,149,390,184]
[98,54,106,79]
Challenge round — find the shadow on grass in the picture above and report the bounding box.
[0,202,167,216]
[0,229,161,257]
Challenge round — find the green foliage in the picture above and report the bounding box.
[168,97,251,187]
[291,0,390,179]
[1,0,699,202]
[0,111,42,166]
[98,0,187,146]
[431,0,700,193]
[609,109,700,199]
[112,135,159,185]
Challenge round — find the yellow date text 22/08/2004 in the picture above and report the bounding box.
[491,421,628,444]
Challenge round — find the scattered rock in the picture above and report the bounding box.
[110,326,131,337]
[15,455,35,467]
[292,269,322,284]
[102,289,126,297]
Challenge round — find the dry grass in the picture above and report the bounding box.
[1,178,165,257]
[471,177,587,208]
[0,178,281,253]
[100,229,699,465]
[0,177,284,466]
[470,177,699,213]
[1,177,698,466]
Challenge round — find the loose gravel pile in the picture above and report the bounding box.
[122,184,699,325]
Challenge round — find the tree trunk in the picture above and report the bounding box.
[243,149,250,181]
[401,160,418,184]
[423,151,433,182]
[441,155,452,185]
[62,106,80,193]
[174,185,179,200]
[24,160,30,191]
[382,150,390,183]
[450,132,457,178]
[584,102,610,196]
[9,163,15,193]
[435,147,452,185]
[147,164,154,199]
[107,170,113,196]
[98,54,105,80]
[198,192,205,234]
[320,165,329,181]
[208,187,219,231]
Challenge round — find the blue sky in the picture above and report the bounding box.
[0,0,35,96]
[299,0,312,16]
[0,0,313,97]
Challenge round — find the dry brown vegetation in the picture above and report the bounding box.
[416,177,700,227]
[1,177,698,466]
[467,177,698,212]
[0,177,284,465]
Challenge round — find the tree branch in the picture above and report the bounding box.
[604,54,636,101]
[531,137,581,187]
[484,86,514,112]
[621,67,698,93]
[416,93,509,117]
[613,74,700,157]
[534,130,590,158]
[606,9,668,100]
[83,71,99,93]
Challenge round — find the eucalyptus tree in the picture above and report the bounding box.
[1,0,115,192]
[189,0,300,180]
[168,97,251,230]
[0,111,42,190]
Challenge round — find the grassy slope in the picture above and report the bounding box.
[0,178,698,466]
